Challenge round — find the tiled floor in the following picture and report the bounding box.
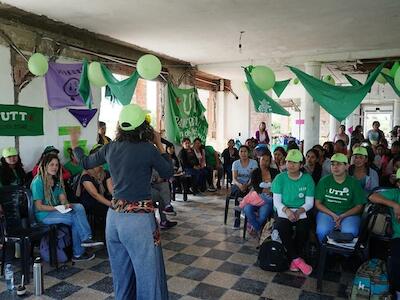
[0,190,351,299]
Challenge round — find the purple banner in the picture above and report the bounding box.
[68,108,98,127]
[45,62,87,110]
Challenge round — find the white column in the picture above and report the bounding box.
[216,91,226,150]
[394,98,400,127]
[329,115,340,141]
[302,62,321,152]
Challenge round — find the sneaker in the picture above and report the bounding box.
[207,186,217,192]
[289,260,300,272]
[81,239,104,248]
[293,258,313,276]
[72,252,95,262]
[160,220,178,230]
[163,205,177,216]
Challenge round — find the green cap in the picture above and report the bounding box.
[286,149,303,163]
[2,147,18,158]
[119,104,146,131]
[352,147,368,157]
[331,153,348,164]
[396,168,400,180]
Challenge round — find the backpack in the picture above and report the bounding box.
[258,240,289,272]
[350,259,391,300]
[366,204,392,238]
[40,226,71,263]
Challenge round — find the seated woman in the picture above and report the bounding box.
[31,153,103,262]
[76,147,113,227]
[304,149,322,184]
[0,147,27,186]
[221,139,239,185]
[232,145,258,229]
[368,173,400,299]
[271,147,287,172]
[349,147,379,193]
[315,153,366,243]
[193,138,215,192]
[32,146,71,181]
[240,149,278,237]
[272,149,315,275]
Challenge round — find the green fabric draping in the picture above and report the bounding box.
[244,67,290,116]
[344,74,362,87]
[273,79,291,97]
[165,83,208,144]
[288,63,384,121]
[381,72,400,97]
[78,59,91,108]
[100,65,140,106]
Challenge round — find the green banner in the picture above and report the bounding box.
[0,104,43,136]
[244,67,290,116]
[58,126,81,136]
[288,63,384,121]
[165,84,208,144]
[273,79,291,97]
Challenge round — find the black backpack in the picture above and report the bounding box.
[258,240,289,272]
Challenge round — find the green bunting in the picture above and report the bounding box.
[79,59,91,108]
[381,72,400,97]
[288,63,384,121]
[273,79,291,97]
[164,84,209,144]
[344,74,362,87]
[244,67,290,116]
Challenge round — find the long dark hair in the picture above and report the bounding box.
[37,153,64,205]
[115,121,154,143]
[0,155,26,186]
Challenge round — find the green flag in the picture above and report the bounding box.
[244,67,290,116]
[273,79,291,97]
[79,59,92,108]
[165,83,208,144]
[100,65,140,106]
[288,63,384,121]
[381,72,400,97]
[0,104,43,136]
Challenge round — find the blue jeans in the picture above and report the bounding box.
[243,193,273,231]
[316,211,361,243]
[41,203,92,257]
[106,209,168,300]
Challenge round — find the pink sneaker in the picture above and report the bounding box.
[289,260,299,272]
[293,258,313,276]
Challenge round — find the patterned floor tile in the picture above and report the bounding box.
[167,276,199,295]
[188,282,228,300]
[163,241,189,252]
[204,249,234,260]
[177,266,212,281]
[180,245,211,257]
[299,290,335,300]
[44,281,82,299]
[190,257,225,271]
[220,289,261,300]
[272,272,307,288]
[64,269,107,288]
[231,277,267,296]
[64,287,110,300]
[46,266,83,280]
[186,230,209,238]
[193,238,221,248]
[216,261,248,276]
[262,282,302,299]
[88,276,114,294]
[202,271,240,289]
[169,253,199,265]
[89,261,111,274]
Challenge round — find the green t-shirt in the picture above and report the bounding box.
[378,189,400,239]
[205,146,217,167]
[64,160,83,177]
[272,172,315,208]
[315,175,366,214]
[30,176,65,222]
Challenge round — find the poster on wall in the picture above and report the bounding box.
[45,62,88,110]
[0,104,43,136]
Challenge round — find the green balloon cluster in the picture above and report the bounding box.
[137,54,162,80]
[395,68,400,91]
[251,66,275,90]
[376,68,391,84]
[322,75,335,85]
[88,62,107,87]
[28,53,48,76]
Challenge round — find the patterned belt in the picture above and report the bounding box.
[111,199,155,213]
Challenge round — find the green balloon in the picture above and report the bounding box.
[28,53,48,76]
[293,78,299,85]
[376,68,391,84]
[395,68,400,91]
[88,62,107,87]
[251,66,275,90]
[391,61,399,78]
[323,74,335,85]
[137,54,162,80]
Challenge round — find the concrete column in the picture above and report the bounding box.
[394,98,400,127]
[216,91,226,151]
[302,62,321,152]
[329,115,340,141]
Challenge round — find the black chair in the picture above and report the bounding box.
[170,175,191,202]
[0,186,58,283]
[224,187,249,225]
[316,207,374,292]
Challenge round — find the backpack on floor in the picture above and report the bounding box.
[40,226,71,263]
[258,239,289,272]
[350,258,391,300]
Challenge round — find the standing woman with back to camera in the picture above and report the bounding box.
[71,104,173,300]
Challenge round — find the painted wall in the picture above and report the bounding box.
[0,45,101,171]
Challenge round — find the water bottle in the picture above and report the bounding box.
[33,257,43,296]
[5,264,14,291]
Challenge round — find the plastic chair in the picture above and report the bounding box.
[0,186,58,283]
